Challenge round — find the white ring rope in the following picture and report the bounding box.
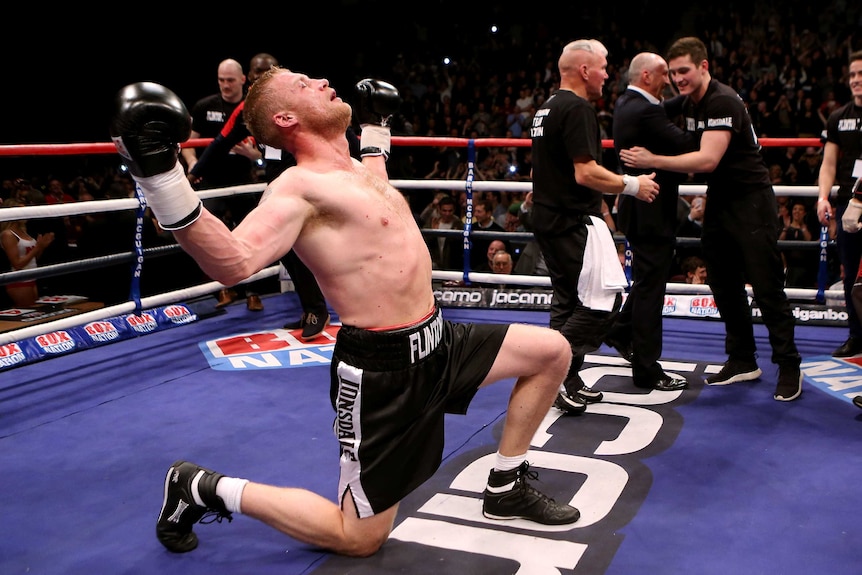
[0,181,831,224]
[0,173,843,344]
[0,266,278,346]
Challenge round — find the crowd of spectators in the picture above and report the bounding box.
[0,170,203,308]
[1,1,860,304]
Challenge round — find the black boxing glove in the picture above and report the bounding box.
[354,78,401,126]
[354,78,401,160]
[110,82,202,230]
[110,82,191,177]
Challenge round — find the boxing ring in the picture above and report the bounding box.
[1,136,861,575]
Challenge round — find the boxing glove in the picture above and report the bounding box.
[110,82,202,230]
[110,82,191,177]
[354,79,401,160]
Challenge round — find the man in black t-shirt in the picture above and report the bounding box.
[620,36,802,402]
[181,58,254,190]
[530,39,659,414]
[816,50,862,360]
[179,58,261,310]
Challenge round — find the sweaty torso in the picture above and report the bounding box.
[245,160,435,329]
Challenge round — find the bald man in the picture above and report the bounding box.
[604,52,697,392]
[181,58,250,187]
[178,58,257,309]
[529,39,659,413]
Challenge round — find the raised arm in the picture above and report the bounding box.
[354,79,401,182]
[109,81,297,286]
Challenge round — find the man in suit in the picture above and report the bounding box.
[605,52,697,391]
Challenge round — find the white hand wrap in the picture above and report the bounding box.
[359,125,391,159]
[842,198,862,233]
[134,163,202,230]
[622,174,640,196]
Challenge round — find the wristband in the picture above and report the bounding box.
[622,174,640,196]
[360,125,391,159]
[135,163,203,230]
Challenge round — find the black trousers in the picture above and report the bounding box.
[610,235,675,385]
[534,216,620,386]
[701,188,800,367]
[280,250,327,315]
[836,202,862,339]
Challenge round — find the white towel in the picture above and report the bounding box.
[578,215,627,311]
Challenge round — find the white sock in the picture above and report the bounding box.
[485,453,527,493]
[494,452,526,472]
[215,477,250,514]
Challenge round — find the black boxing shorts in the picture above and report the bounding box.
[330,306,509,518]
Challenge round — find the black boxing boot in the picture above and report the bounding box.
[156,460,232,553]
[483,461,580,525]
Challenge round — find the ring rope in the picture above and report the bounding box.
[0,135,845,355]
[0,266,278,346]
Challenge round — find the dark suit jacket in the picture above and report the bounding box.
[613,90,697,238]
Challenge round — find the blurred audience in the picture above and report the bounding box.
[0,198,55,307]
[3,3,860,303]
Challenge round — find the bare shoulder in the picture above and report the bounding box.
[258,165,325,206]
[257,162,375,220]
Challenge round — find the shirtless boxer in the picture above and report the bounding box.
[110,70,579,558]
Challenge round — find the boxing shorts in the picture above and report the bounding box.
[330,306,508,517]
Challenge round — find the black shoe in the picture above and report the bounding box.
[634,374,688,391]
[705,358,762,386]
[604,336,633,362]
[853,396,862,410]
[832,336,862,358]
[483,461,580,525]
[553,390,587,415]
[301,312,330,341]
[565,373,602,403]
[283,313,306,330]
[156,461,232,553]
[575,386,603,403]
[774,364,802,402]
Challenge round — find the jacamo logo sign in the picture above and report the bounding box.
[199,325,340,371]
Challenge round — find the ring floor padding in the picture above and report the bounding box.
[1,292,860,575]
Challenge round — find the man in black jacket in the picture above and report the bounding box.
[605,52,698,391]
